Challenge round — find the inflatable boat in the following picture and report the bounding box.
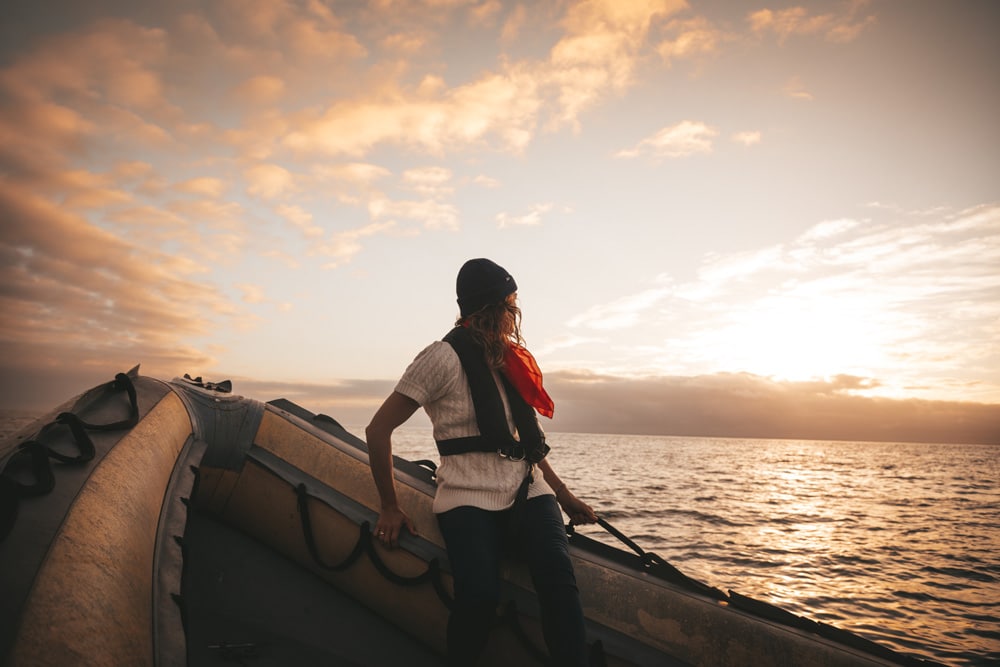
[0,367,942,666]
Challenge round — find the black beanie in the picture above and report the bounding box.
[456,258,517,317]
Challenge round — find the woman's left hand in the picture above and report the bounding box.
[556,487,598,525]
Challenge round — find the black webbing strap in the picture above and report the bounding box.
[41,413,96,464]
[74,373,139,431]
[437,327,548,463]
[569,518,727,600]
[0,372,139,542]
[0,441,55,497]
[506,467,534,542]
[436,435,495,456]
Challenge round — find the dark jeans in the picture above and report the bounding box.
[436,495,587,667]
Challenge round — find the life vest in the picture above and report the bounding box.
[435,327,549,463]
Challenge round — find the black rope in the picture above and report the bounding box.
[295,483,366,572]
[0,372,139,543]
[294,482,454,609]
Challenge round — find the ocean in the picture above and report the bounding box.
[389,428,1000,667]
[4,412,997,666]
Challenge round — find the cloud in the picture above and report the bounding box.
[204,376,399,429]
[0,18,170,109]
[0,0,697,287]
[282,67,544,157]
[500,4,528,42]
[403,166,454,197]
[205,0,367,63]
[657,16,726,64]
[616,120,718,159]
[0,180,246,386]
[473,174,502,189]
[784,75,814,101]
[277,0,687,155]
[232,75,286,104]
[567,285,673,330]
[314,220,398,268]
[561,205,1000,402]
[748,2,877,43]
[367,196,459,231]
[276,204,324,238]
[546,0,685,128]
[545,371,1000,444]
[237,283,267,304]
[496,203,554,228]
[731,130,762,146]
[311,163,392,206]
[245,163,297,200]
[176,177,226,198]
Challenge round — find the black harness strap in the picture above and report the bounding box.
[436,327,548,463]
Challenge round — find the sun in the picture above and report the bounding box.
[709,295,891,386]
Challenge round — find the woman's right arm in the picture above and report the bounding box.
[366,391,420,548]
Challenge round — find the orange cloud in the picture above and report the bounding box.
[0,181,244,385]
[748,3,876,43]
[616,120,718,160]
[244,163,298,200]
[657,16,726,64]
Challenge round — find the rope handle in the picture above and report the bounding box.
[0,371,139,543]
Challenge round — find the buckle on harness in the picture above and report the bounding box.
[498,444,527,461]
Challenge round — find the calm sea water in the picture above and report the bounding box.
[4,413,997,666]
[388,428,1000,667]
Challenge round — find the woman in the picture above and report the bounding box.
[366,258,598,666]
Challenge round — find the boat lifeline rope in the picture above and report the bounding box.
[294,482,573,665]
[295,483,454,609]
[0,372,139,542]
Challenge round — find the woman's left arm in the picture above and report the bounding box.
[537,458,598,525]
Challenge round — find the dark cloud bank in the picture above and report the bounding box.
[5,365,995,446]
[544,371,1000,446]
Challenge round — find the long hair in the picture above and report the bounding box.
[457,293,523,369]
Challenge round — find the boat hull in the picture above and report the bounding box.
[0,370,940,666]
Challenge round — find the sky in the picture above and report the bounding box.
[1,0,998,444]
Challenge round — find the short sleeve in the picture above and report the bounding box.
[394,341,461,406]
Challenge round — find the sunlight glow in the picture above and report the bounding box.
[715,296,886,383]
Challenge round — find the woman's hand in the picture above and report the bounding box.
[374,504,417,549]
[367,391,421,550]
[555,486,598,526]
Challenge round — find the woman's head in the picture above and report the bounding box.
[456,259,523,368]
[456,258,517,317]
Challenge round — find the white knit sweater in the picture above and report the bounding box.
[395,340,555,514]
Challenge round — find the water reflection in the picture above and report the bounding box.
[386,428,1000,666]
